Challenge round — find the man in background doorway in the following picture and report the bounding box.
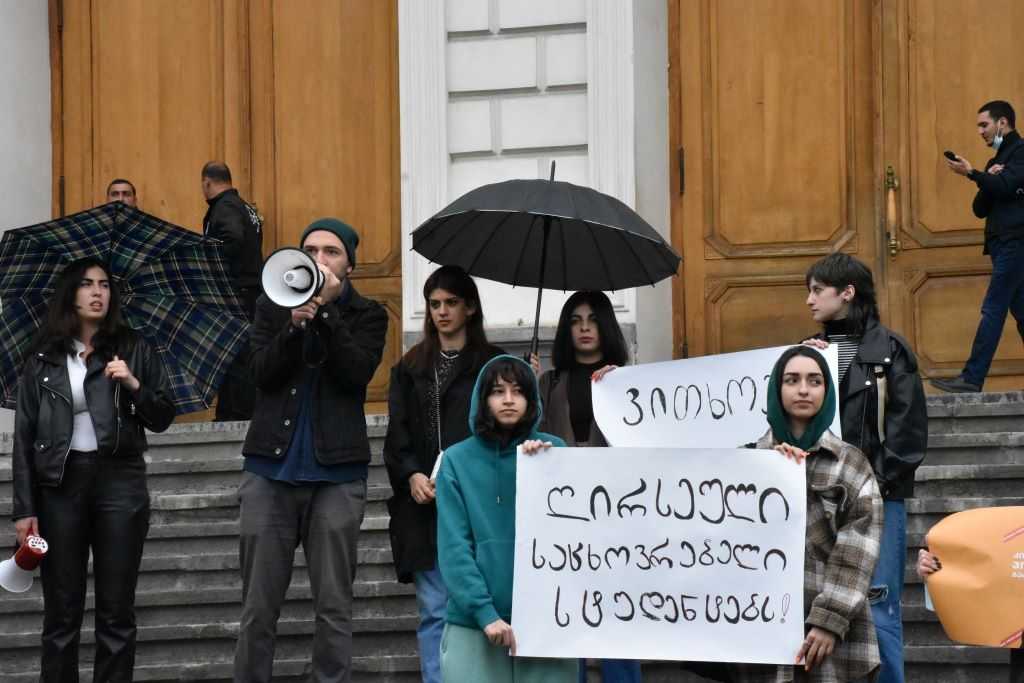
[933,100,1024,393]
[106,178,137,207]
[201,161,264,420]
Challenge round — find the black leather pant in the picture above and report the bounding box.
[37,450,150,683]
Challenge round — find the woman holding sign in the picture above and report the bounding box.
[732,346,883,682]
[532,292,638,682]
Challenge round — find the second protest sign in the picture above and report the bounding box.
[512,447,807,663]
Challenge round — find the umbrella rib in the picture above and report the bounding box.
[558,216,568,291]
[615,226,657,287]
[511,213,542,287]
[411,211,456,244]
[465,212,514,274]
[425,211,481,262]
[583,220,617,291]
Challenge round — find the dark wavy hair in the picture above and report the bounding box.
[474,358,539,444]
[805,253,880,335]
[550,291,628,370]
[405,265,489,372]
[30,257,133,358]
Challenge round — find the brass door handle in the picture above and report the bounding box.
[885,166,901,257]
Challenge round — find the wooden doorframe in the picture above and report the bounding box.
[667,0,686,360]
[49,0,63,218]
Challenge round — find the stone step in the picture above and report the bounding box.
[927,391,1024,435]
[912,464,1024,498]
[924,431,1024,466]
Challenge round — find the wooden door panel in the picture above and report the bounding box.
[883,0,1024,385]
[705,0,853,257]
[673,0,876,359]
[266,0,399,276]
[896,0,1024,248]
[61,0,250,227]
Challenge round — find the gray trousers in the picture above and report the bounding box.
[233,472,367,683]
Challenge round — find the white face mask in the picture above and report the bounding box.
[991,122,1005,150]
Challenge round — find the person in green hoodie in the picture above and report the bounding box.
[435,354,578,682]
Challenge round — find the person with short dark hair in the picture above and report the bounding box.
[383,265,503,683]
[803,252,928,683]
[106,178,137,207]
[933,100,1024,393]
[11,257,175,682]
[201,160,264,419]
[233,219,387,683]
[435,354,577,681]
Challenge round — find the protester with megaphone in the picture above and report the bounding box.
[235,218,387,682]
[11,257,175,682]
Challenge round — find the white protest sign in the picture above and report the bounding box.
[592,345,841,448]
[512,447,806,663]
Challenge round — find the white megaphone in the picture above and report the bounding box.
[261,248,325,308]
[1,535,48,593]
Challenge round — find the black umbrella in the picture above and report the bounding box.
[411,163,681,355]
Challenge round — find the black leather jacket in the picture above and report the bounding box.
[241,284,388,465]
[816,318,928,500]
[12,334,175,521]
[971,129,1024,251]
[203,188,264,289]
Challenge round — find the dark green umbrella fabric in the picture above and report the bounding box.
[0,202,248,414]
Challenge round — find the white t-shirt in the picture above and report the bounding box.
[68,339,98,452]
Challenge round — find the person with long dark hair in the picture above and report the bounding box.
[732,346,883,682]
[11,257,175,682]
[803,252,928,683]
[383,266,503,683]
[531,291,636,682]
[435,355,577,681]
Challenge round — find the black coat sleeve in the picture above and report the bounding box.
[11,361,40,521]
[130,340,176,432]
[879,343,929,492]
[248,296,303,391]
[207,204,247,278]
[972,147,1024,201]
[316,299,388,392]
[383,362,422,490]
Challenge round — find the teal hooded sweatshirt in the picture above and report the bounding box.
[435,354,565,630]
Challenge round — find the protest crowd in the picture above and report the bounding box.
[4,91,1024,683]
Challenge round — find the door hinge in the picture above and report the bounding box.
[677,146,685,195]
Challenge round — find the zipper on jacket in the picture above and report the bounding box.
[112,382,122,456]
[46,382,75,487]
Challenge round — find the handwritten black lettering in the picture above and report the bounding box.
[732,543,761,571]
[624,388,643,426]
[582,590,604,627]
[674,478,695,520]
[547,486,589,522]
[723,595,741,624]
[699,539,714,566]
[568,543,584,572]
[678,540,696,568]
[707,384,727,420]
[617,480,648,518]
[550,544,568,572]
[741,594,761,622]
[758,487,791,523]
[531,538,546,570]
[587,544,602,571]
[763,548,788,572]
[699,479,725,524]
[724,483,758,523]
[590,486,612,520]
[726,376,757,415]
[640,592,666,622]
[554,586,570,627]
[680,594,698,621]
[613,591,635,621]
[605,546,631,570]
[651,387,667,420]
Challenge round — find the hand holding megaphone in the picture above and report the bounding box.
[1,535,48,593]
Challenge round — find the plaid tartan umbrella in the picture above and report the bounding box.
[0,202,249,414]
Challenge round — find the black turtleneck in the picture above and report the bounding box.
[568,359,606,443]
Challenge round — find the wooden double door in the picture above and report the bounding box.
[52,0,401,413]
[671,0,1024,391]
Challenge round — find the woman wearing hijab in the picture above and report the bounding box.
[731,345,883,683]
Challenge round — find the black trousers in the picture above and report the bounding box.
[1012,643,1023,683]
[215,286,257,421]
[37,450,150,683]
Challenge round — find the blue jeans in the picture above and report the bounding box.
[579,659,642,683]
[870,501,906,683]
[414,567,448,683]
[963,238,1024,386]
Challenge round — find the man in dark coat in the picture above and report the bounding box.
[201,160,264,419]
[234,218,387,683]
[933,100,1024,393]
[383,265,502,683]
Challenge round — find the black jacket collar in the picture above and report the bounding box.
[206,187,239,207]
[993,129,1023,164]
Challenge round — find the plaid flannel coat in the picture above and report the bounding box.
[731,429,883,683]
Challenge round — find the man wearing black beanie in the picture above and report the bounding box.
[233,218,388,683]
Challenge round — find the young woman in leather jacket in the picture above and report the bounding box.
[11,256,175,682]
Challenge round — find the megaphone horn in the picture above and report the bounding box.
[1,535,48,593]
[261,248,325,309]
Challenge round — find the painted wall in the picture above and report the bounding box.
[0,1,52,432]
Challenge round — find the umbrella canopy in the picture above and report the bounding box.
[411,177,681,293]
[0,202,249,414]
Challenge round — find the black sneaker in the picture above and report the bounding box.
[930,376,982,393]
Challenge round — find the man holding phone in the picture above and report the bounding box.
[933,100,1024,393]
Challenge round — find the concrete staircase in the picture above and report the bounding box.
[0,392,1021,681]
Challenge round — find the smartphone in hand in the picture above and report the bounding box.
[944,150,958,161]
